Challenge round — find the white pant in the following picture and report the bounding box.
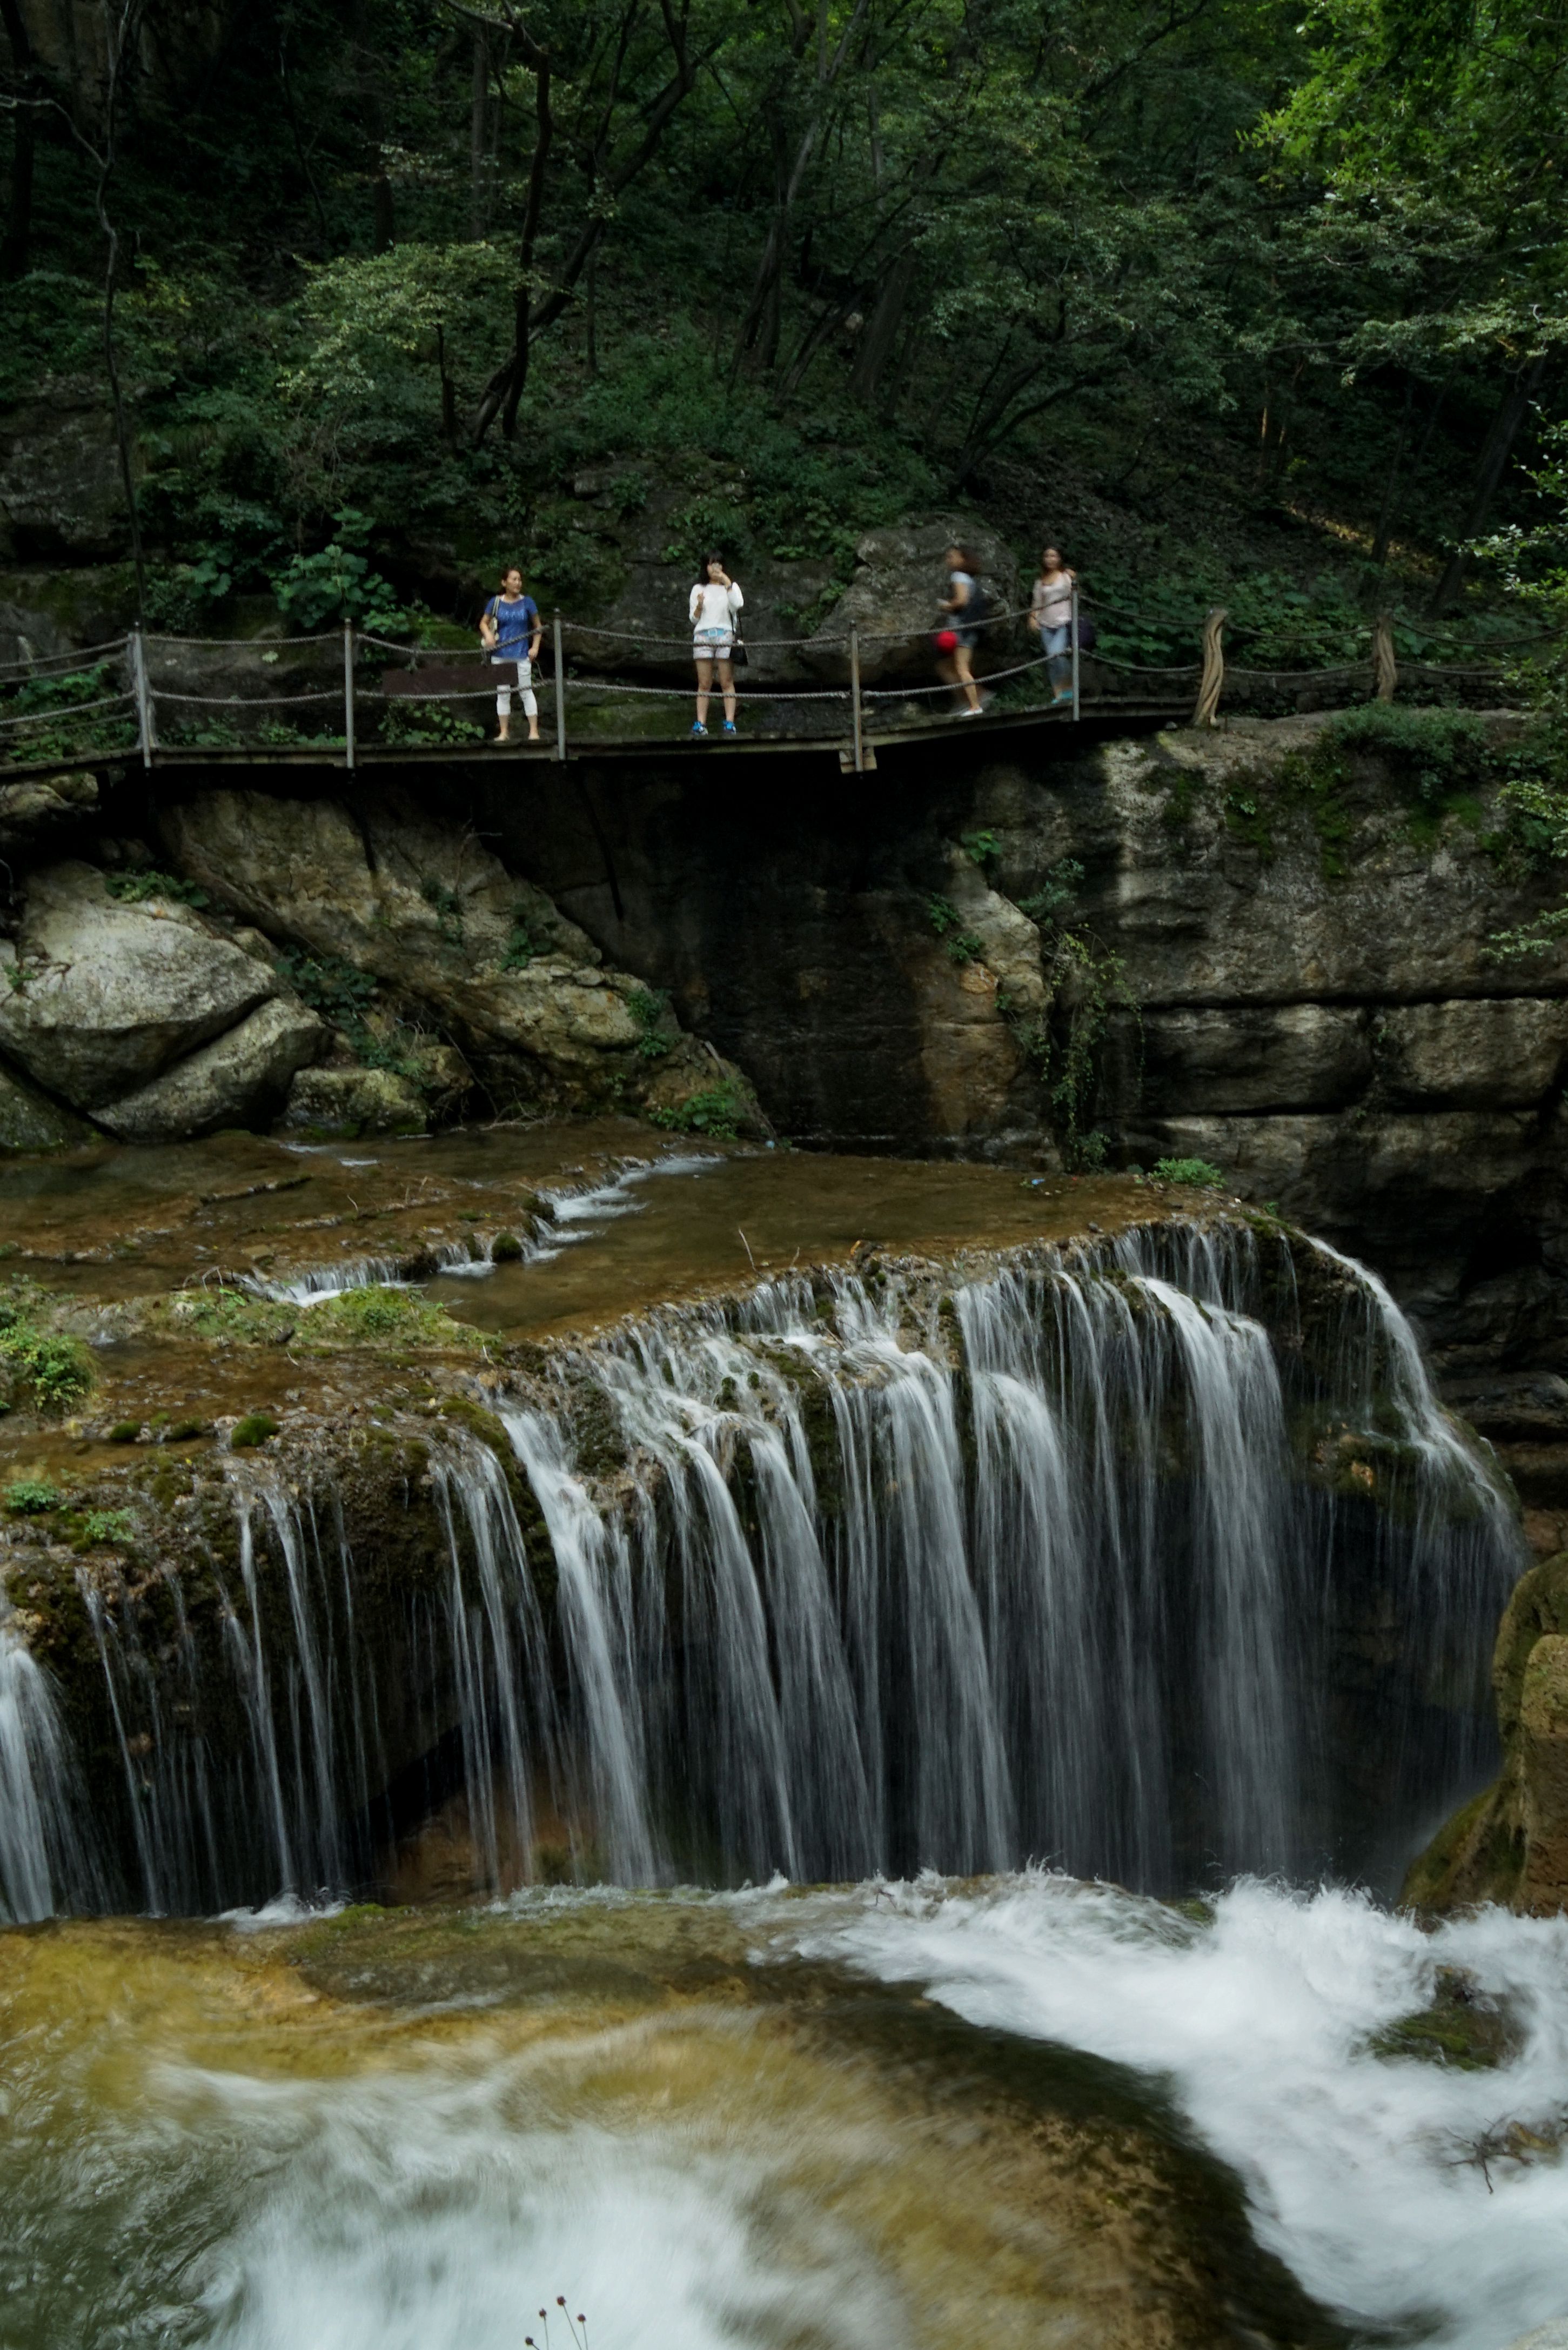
[492,654,538,719]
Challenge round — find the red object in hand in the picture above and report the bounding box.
[934,628,959,653]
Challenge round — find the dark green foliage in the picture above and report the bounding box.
[0,1297,93,1414]
[105,868,210,909]
[419,879,464,936]
[0,662,138,764]
[629,987,674,1060]
[231,1412,280,1449]
[4,1476,63,1514]
[80,1509,135,1546]
[649,1084,745,1140]
[1152,1156,1227,1188]
[1017,860,1086,926]
[271,510,408,632]
[276,950,379,1028]
[0,0,1553,706]
[926,895,983,964]
[1317,705,1493,808]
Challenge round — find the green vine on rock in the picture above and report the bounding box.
[628,986,674,1060]
[105,867,210,909]
[926,894,983,963]
[1011,859,1137,1173]
[649,1082,743,1139]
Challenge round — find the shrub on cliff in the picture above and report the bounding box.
[0,1299,92,1417]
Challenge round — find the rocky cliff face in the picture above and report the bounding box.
[1405,1551,1568,1915]
[2,709,1563,1390]
[0,780,760,1141]
[475,711,1566,1377]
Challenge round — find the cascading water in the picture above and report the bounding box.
[26,1219,1525,1913]
[0,1584,100,1923]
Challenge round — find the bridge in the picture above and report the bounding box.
[0,598,1539,782]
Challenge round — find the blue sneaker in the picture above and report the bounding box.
[691,720,707,738]
[722,720,737,736]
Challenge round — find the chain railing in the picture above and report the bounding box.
[0,595,1549,778]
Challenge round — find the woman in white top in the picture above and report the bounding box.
[1028,545,1076,707]
[689,552,743,737]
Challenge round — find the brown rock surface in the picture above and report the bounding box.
[1405,1552,1568,1914]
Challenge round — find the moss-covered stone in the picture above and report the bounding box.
[1368,1966,1519,2070]
[0,1059,93,1151]
[1405,1551,1568,1915]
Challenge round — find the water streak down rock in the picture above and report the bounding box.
[3,1221,1523,1917]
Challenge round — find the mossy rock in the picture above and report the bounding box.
[1493,1549,1568,1738]
[0,1061,94,1153]
[1368,1966,1519,2070]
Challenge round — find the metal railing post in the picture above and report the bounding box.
[553,610,567,762]
[130,624,155,768]
[1070,585,1081,719]
[343,619,357,769]
[849,623,865,773]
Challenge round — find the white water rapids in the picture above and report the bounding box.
[776,1871,1568,2350]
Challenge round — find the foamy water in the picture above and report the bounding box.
[774,1873,1568,2350]
[182,2054,895,2350]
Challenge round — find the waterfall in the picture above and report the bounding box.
[0,1591,96,1922]
[22,1219,1525,1913]
[75,1431,555,1912]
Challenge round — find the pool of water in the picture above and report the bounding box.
[7,1877,1567,2350]
[0,1882,1342,2350]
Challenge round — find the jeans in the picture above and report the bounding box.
[1040,621,1071,691]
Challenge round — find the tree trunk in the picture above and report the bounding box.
[585,239,598,374]
[1370,372,1415,571]
[1431,353,1547,615]
[848,245,916,407]
[468,27,488,238]
[350,0,393,254]
[0,0,36,280]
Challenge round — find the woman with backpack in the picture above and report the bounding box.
[689,552,744,738]
[1029,546,1077,708]
[935,544,987,716]
[478,564,543,745]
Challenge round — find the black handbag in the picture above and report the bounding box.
[729,632,748,668]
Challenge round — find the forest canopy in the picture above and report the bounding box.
[0,0,1563,637]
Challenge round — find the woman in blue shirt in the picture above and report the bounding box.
[478,565,544,745]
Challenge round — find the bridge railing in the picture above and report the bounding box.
[0,595,1550,776]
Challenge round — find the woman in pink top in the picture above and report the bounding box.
[1029,546,1076,707]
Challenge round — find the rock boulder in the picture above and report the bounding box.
[1405,1551,1568,1914]
[94,996,326,1141]
[0,1058,92,1150]
[159,785,762,1122]
[0,861,279,1108]
[808,519,1021,685]
[280,1064,429,1138]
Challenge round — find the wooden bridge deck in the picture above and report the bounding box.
[0,694,1191,785]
